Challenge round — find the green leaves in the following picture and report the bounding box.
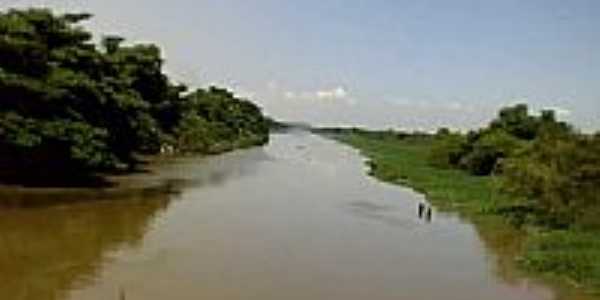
[502,134,600,228]
[427,103,598,228]
[0,8,268,179]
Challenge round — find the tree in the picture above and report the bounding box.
[0,8,269,183]
[490,104,538,140]
[101,35,124,54]
[430,104,574,176]
[459,130,525,175]
[502,134,600,228]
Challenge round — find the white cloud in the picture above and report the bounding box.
[283,86,349,101]
[316,87,348,100]
[235,89,255,99]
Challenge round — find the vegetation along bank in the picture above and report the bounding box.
[0,8,270,185]
[319,104,600,297]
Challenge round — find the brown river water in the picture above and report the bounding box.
[0,132,560,300]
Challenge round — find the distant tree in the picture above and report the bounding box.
[433,104,574,176]
[489,104,538,140]
[436,127,451,136]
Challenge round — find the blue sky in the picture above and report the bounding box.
[4,0,600,130]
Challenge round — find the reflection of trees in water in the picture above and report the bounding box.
[475,219,597,300]
[472,222,596,300]
[153,147,270,189]
[432,206,528,285]
[470,219,527,282]
[0,189,173,300]
[0,145,269,300]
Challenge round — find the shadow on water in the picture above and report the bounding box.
[471,217,597,300]
[0,146,270,208]
[0,157,157,189]
[0,184,179,209]
[0,190,173,300]
[0,170,115,188]
[0,146,269,300]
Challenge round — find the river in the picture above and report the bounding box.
[0,132,555,300]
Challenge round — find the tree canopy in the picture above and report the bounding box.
[0,8,269,182]
[428,103,599,228]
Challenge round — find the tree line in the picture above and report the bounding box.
[0,8,269,182]
[429,104,600,229]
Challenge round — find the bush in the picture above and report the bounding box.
[502,134,600,228]
[459,130,525,175]
[428,133,467,169]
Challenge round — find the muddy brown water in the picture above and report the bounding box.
[0,132,557,300]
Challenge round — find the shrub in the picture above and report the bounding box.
[460,130,525,175]
[428,133,467,169]
[502,134,600,228]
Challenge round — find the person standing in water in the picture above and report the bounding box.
[425,207,433,222]
[417,202,433,222]
[418,203,426,219]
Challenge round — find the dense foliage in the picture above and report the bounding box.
[502,132,600,229]
[429,104,571,175]
[428,104,600,229]
[0,8,269,180]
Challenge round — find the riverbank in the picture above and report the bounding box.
[0,156,184,208]
[0,132,268,189]
[0,132,565,300]
[0,136,268,209]
[332,131,600,300]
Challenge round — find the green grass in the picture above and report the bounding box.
[523,231,600,293]
[334,132,600,298]
[337,134,497,214]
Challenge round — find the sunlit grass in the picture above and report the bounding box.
[336,134,495,214]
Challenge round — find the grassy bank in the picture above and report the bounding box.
[334,132,600,299]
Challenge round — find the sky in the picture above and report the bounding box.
[3,0,600,131]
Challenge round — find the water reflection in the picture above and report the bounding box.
[0,147,268,300]
[0,191,172,300]
[112,147,270,191]
[0,133,567,300]
[346,201,418,229]
[471,220,594,300]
